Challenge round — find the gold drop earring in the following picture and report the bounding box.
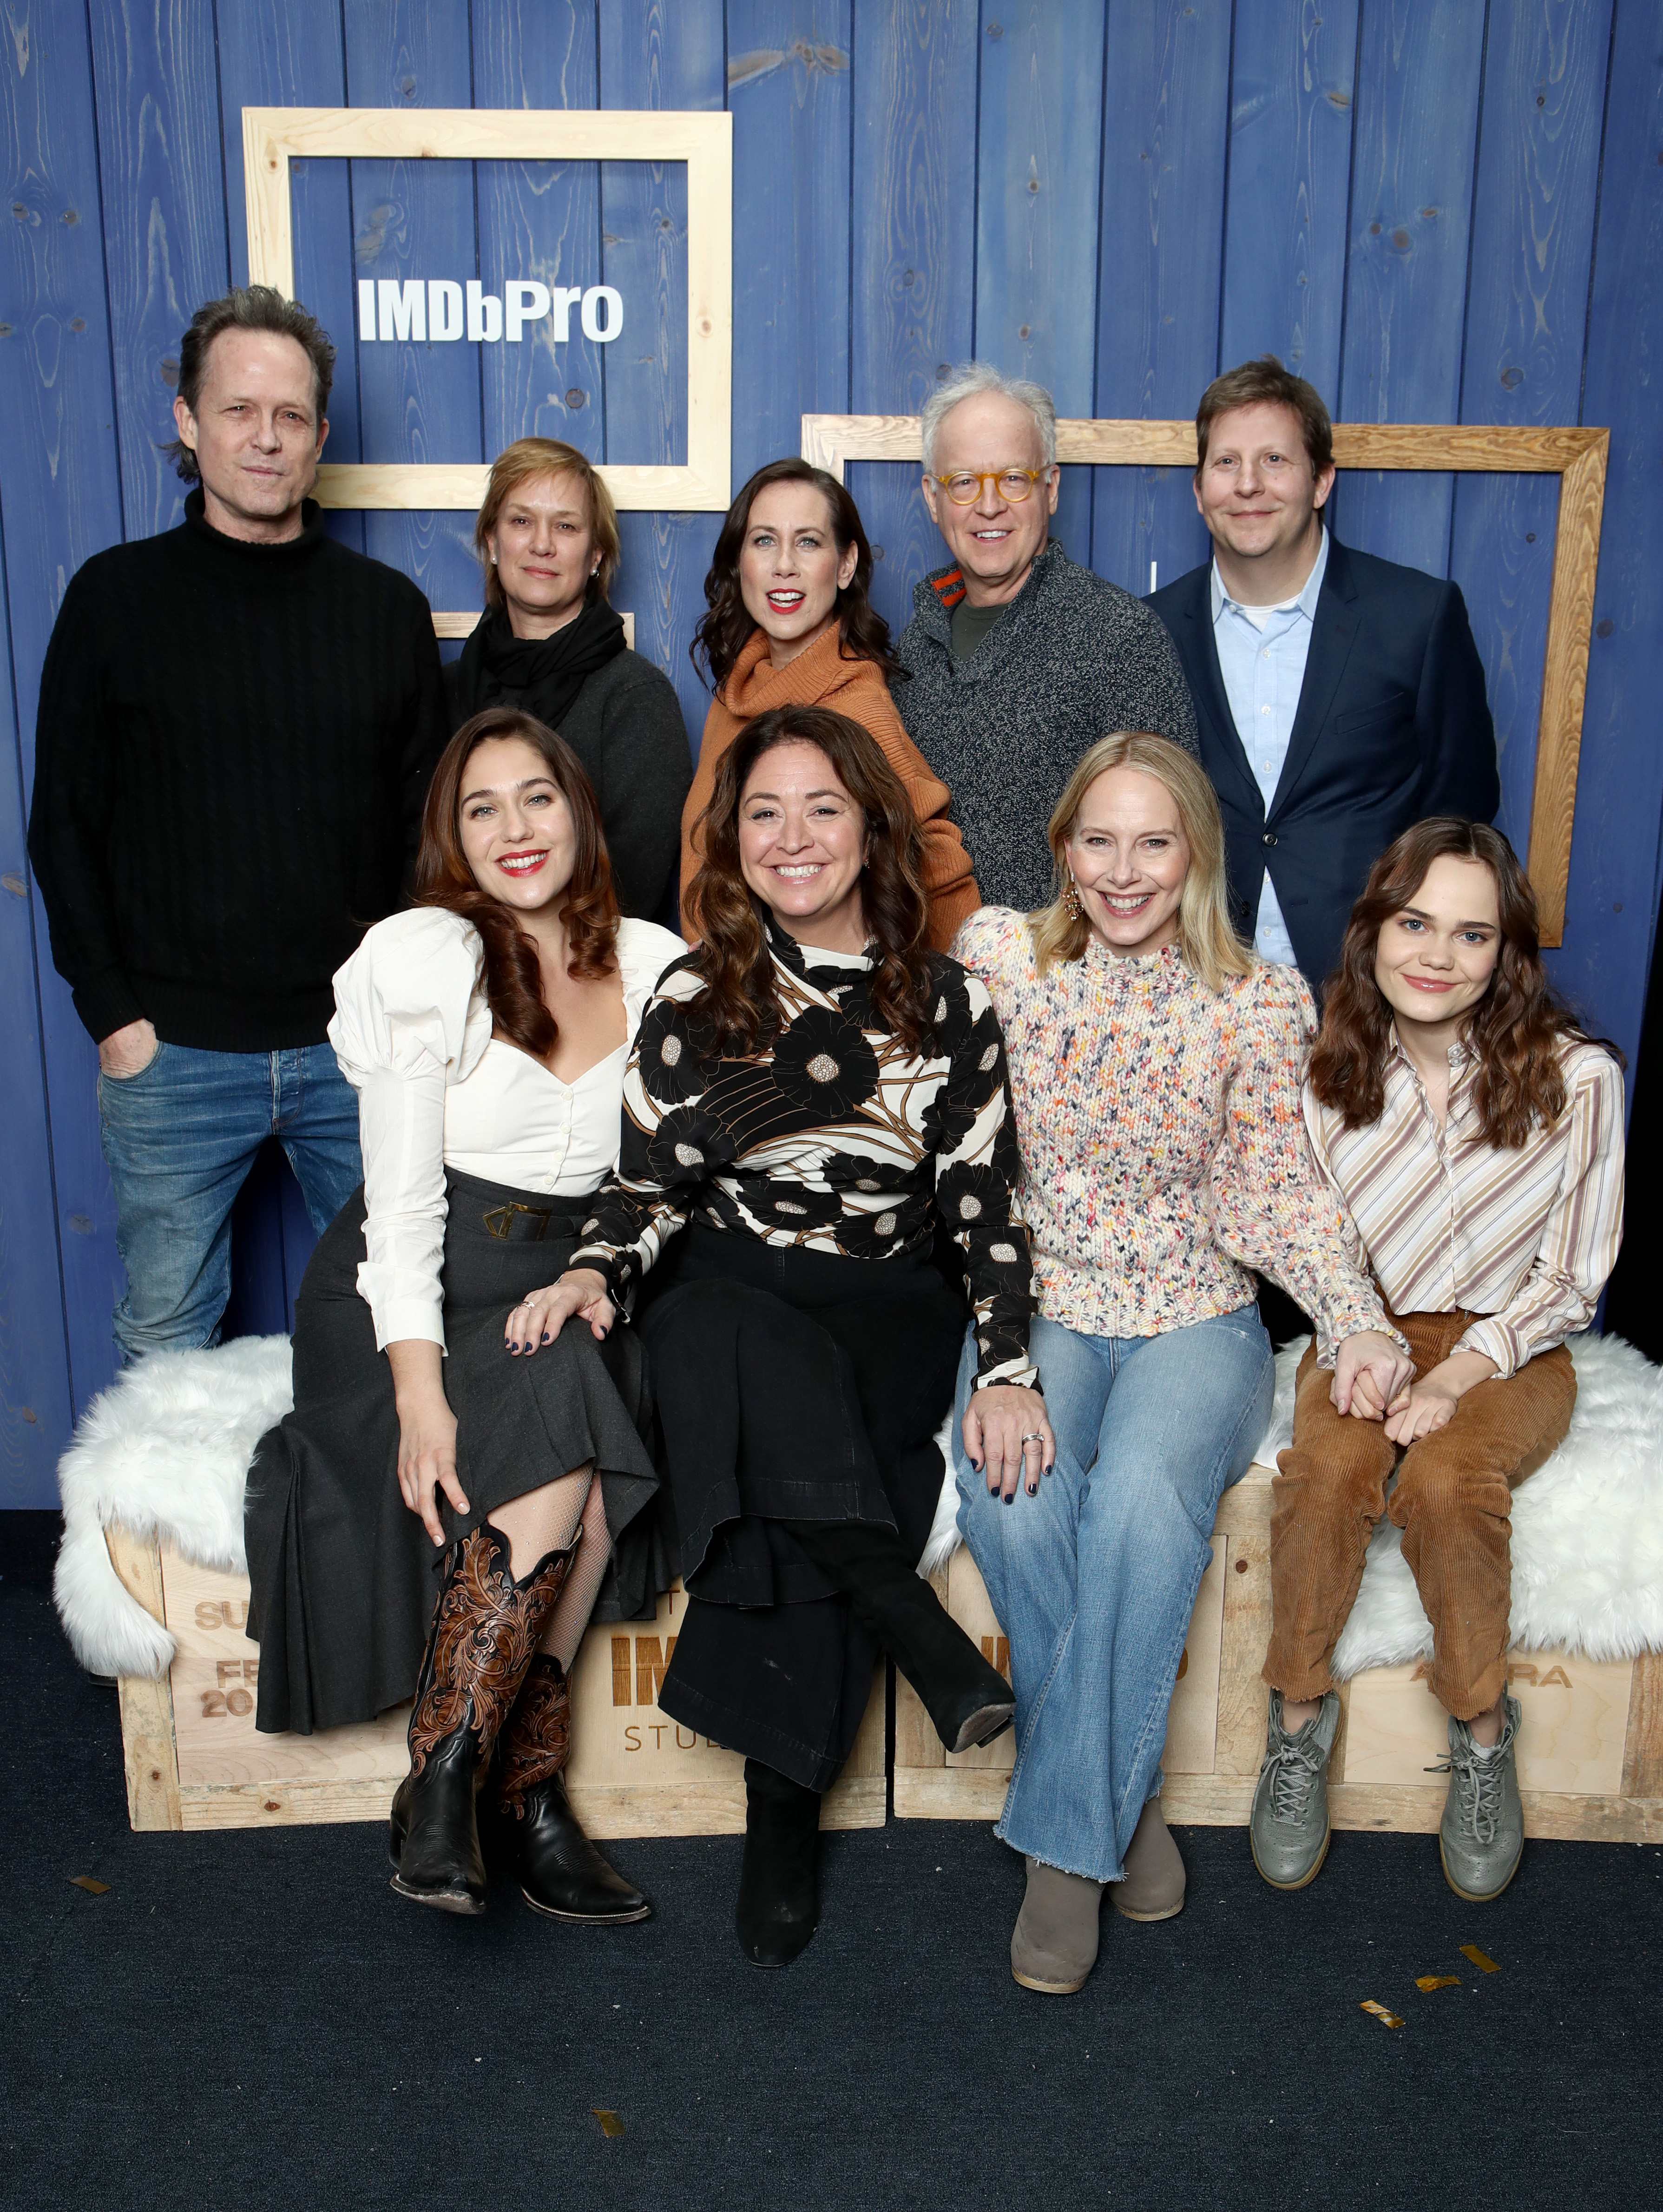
[1063,877,1083,921]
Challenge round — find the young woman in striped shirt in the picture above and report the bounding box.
[1253,818,1626,1903]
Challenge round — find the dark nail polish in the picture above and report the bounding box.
[1027,1483,1037,1495]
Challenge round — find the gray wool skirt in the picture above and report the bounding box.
[244,1169,670,1736]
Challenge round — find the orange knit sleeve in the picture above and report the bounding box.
[679,695,739,939]
[844,667,980,952]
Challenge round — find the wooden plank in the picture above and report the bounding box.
[847,0,979,642]
[216,0,365,557]
[1220,0,1361,400]
[88,0,230,542]
[339,6,482,612]
[1622,1652,1663,1799]
[974,0,1105,574]
[470,0,605,467]
[106,1526,184,1831]
[1214,1526,1274,1777]
[1547,7,1663,1071]
[1449,0,1615,876]
[0,0,130,1424]
[1336,1,1486,573]
[597,2,726,739]
[1090,0,1231,594]
[725,2,852,488]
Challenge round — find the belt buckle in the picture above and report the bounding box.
[482,1200,553,1241]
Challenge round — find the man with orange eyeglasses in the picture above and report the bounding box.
[894,364,1198,913]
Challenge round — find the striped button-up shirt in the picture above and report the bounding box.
[1304,1031,1625,1377]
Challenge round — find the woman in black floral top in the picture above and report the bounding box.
[525,705,1050,1966]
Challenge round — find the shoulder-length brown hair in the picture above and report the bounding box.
[1309,817,1617,1147]
[1030,731,1255,993]
[690,459,905,693]
[684,704,935,1056]
[413,708,619,1061]
[473,436,621,609]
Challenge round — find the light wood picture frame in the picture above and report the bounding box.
[243,106,733,512]
[801,415,1608,948]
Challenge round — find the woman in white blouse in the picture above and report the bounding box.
[245,706,683,1923]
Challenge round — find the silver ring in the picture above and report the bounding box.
[1021,1432,1045,1443]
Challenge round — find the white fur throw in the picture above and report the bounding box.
[55,1336,293,1679]
[52,1327,1663,1684]
[921,1331,1663,1678]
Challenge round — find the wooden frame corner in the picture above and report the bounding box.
[243,106,732,513]
[802,414,1608,947]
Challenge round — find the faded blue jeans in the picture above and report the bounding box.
[97,1041,362,1364]
[953,1307,1272,1883]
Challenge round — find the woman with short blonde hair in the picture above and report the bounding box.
[949,731,1404,1997]
[447,437,690,919]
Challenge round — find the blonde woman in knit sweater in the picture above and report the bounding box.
[949,732,1411,1996]
[680,460,978,948]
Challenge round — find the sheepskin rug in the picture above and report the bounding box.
[920,1330,1663,1679]
[53,1328,1663,1684]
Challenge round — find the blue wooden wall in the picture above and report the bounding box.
[1,0,1660,1507]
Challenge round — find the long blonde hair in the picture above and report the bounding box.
[1029,732,1255,993]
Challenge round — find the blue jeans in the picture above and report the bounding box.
[97,1041,362,1363]
[953,1307,1272,1882]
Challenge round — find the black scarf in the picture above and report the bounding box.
[452,599,627,731]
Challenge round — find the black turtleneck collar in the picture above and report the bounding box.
[182,485,327,560]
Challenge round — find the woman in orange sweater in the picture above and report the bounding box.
[681,460,978,948]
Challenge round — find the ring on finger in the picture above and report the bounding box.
[1020,1431,1045,1444]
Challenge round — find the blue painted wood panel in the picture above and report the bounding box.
[4,0,1663,1506]
[1335,1,1486,571]
[973,0,1104,577]
[1220,0,1360,398]
[848,0,979,645]
[598,0,725,752]
[0,0,131,1474]
[1090,0,1233,596]
[1548,0,1663,1072]
[1450,0,1614,865]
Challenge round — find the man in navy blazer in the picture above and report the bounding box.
[1148,357,1499,991]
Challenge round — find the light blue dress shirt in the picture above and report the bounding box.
[1209,530,1330,968]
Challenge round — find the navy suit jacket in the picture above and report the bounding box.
[1148,535,1499,988]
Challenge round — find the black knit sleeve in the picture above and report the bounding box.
[928,967,1037,1388]
[26,565,145,1043]
[400,589,451,879]
[594,657,693,921]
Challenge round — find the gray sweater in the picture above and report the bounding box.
[894,541,1199,913]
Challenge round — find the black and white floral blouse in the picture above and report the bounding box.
[572,923,1037,1388]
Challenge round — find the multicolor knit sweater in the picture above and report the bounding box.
[952,907,1390,1352]
[895,541,1199,914]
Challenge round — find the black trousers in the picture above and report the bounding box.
[638,1225,962,1791]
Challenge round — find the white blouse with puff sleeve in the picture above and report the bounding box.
[329,907,685,1353]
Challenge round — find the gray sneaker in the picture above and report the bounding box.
[1249,1690,1340,1890]
[1435,1693,1524,1902]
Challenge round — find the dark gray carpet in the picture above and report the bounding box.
[6,1510,1658,2210]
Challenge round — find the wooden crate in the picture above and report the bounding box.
[894,1462,1663,1843]
[106,1526,884,1837]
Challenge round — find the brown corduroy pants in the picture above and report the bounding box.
[1262,1310,1576,1720]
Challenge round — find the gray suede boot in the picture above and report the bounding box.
[1010,1858,1105,1995]
[1112,1796,1186,1922]
[1249,1689,1340,1890]
[1437,1693,1524,1902]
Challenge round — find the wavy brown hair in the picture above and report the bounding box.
[684,705,935,1056]
[690,460,905,692]
[413,708,619,1062]
[1309,817,1617,1147]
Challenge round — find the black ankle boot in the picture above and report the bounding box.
[735,1758,822,1968]
[388,1524,573,1915]
[480,1654,651,1925]
[784,1518,1016,1755]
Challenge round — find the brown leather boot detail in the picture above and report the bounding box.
[388,1525,575,1913]
[494,1653,573,1815]
[1112,1795,1187,1922]
[485,1653,651,1924]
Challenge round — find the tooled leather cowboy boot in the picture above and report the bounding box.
[388,1522,575,1914]
[481,1654,651,1924]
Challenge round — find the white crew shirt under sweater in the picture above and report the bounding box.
[329,907,685,1351]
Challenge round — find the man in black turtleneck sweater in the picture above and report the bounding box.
[28,286,447,1364]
